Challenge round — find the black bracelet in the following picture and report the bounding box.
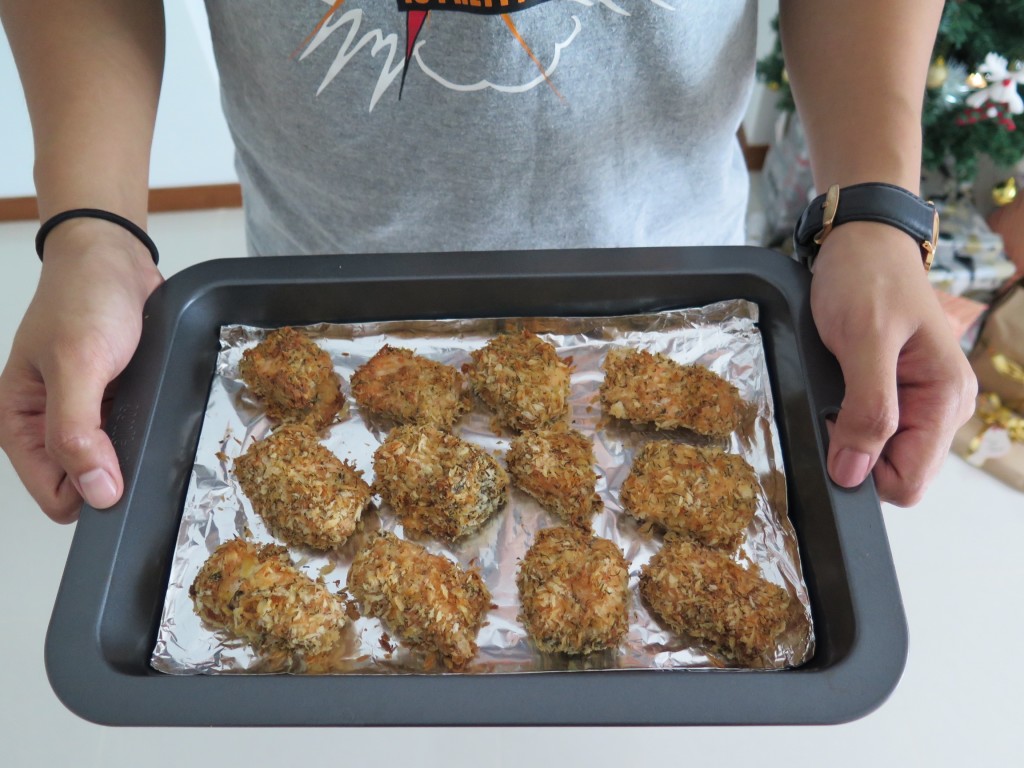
[35,208,160,265]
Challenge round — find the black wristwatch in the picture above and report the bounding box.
[793,182,939,272]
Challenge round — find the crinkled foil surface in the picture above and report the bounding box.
[152,302,815,674]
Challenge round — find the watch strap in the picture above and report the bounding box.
[793,182,939,271]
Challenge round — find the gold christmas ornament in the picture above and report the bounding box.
[927,57,948,89]
[992,177,1018,207]
[967,71,988,89]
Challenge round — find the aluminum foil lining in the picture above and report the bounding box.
[152,301,815,674]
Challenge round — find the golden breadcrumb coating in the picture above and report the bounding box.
[350,345,471,429]
[600,347,746,438]
[466,330,571,432]
[516,526,630,655]
[189,538,347,660]
[506,428,602,528]
[619,441,757,550]
[234,424,372,550]
[372,424,509,541]
[347,531,491,670]
[239,326,345,429]
[640,537,791,667]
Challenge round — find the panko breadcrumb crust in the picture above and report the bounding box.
[600,347,746,438]
[239,326,346,429]
[347,531,491,670]
[351,345,471,430]
[619,440,757,550]
[466,330,571,432]
[372,424,509,541]
[189,538,347,662]
[516,526,631,655]
[639,537,791,667]
[506,428,602,528]
[234,424,372,551]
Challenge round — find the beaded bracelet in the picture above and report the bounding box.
[35,208,160,265]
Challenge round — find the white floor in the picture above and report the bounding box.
[0,207,1022,767]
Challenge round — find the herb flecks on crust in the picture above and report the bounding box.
[239,326,345,429]
[620,441,757,550]
[466,331,571,432]
[507,428,602,528]
[600,347,746,438]
[234,423,372,551]
[516,526,630,655]
[372,425,509,541]
[640,537,791,667]
[351,345,471,430]
[190,538,348,664]
[347,531,491,671]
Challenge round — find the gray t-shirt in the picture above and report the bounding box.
[205,0,756,256]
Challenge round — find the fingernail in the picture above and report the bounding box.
[78,468,118,508]
[832,449,871,488]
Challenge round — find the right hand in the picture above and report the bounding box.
[0,219,163,523]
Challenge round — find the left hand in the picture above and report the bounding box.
[809,220,977,506]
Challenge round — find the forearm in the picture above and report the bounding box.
[0,0,165,224]
[779,0,943,195]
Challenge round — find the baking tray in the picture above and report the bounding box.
[44,247,908,726]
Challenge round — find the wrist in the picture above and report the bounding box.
[793,182,938,272]
[38,218,162,304]
[811,220,931,276]
[38,208,158,266]
[40,216,159,274]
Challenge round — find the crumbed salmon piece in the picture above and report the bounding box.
[347,531,491,670]
[506,428,602,528]
[516,526,630,655]
[619,441,757,550]
[234,423,372,550]
[351,345,471,430]
[190,538,347,660]
[640,537,791,667]
[466,331,571,432]
[600,347,746,438]
[239,326,345,429]
[372,425,509,541]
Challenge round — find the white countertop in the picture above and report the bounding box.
[1,212,1020,767]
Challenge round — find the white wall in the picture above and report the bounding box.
[744,0,782,147]
[0,14,35,198]
[0,0,238,200]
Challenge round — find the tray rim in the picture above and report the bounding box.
[44,246,908,726]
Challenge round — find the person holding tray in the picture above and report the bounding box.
[0,0,977,523]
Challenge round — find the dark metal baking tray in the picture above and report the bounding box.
[45,247,907,726]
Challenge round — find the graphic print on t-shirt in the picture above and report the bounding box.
[293,0,675,110]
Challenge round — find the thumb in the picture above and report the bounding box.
[827,336,901,489]
[43,359,123,509]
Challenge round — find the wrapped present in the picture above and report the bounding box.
[953,393,1024,492]
[954,280,1024,491]
[760,112,814,248]
[969,280,1024,413]
[988,195,1024,284]
[928,200,1016,297]
[933,288,988,353]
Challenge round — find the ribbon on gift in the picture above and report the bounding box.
[969,393,1024,456]
[991,353,1024,385]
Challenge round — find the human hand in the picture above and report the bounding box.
[0,219,162,522]
[809,221,977,506]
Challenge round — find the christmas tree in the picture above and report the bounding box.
[758,1,1024,187]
